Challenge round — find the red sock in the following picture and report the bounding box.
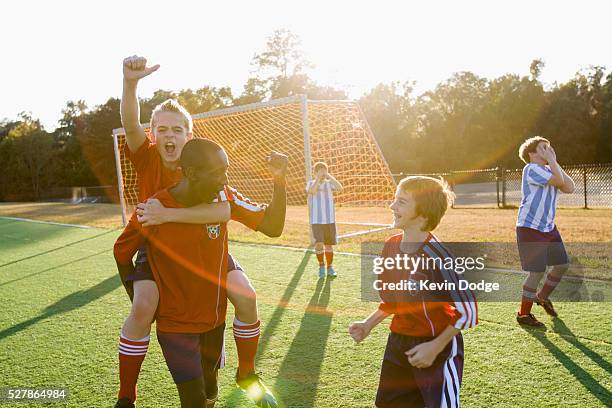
[316,250,325,266]
[325,249,333,267]
[538,274,562,300]
[233,319,260,379]
[118,334,149,402]
[519,285,537,315]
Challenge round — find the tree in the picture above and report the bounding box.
[0,114,56,200]
[241,29,346,101]
[359,82,416,172]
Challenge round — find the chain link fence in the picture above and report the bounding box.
[394,163,612,209]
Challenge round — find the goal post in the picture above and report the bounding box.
[112,95,396,225]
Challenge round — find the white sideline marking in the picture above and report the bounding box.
[336,222,391,227]
[0,216,100,229]
[337,226,392,239]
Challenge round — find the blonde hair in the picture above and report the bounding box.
[518,136,549,164]
[151,99,193,133]
[313,162,328,173]
[397,176,455,231]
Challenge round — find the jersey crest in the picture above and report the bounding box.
[206,224,221,240]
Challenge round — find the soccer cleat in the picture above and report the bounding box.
[516,312,545,327]
[536,296,558,317]
[327,266,337,277]
[318,266,326,279]
[236,371,279,408]
[114,398,135,408]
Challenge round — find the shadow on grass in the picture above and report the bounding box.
[257,249,313,356]
[272,277,333,408]
[521,325,612,405]
[224,249,314,407]
[551,318,612,375]
[0,275,121,341]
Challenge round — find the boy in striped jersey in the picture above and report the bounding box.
[515,136,575,327]
[307,162,343,278]
[349,176,478,408]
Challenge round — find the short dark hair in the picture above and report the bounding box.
[180,138,223,170]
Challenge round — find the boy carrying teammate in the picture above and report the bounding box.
[515,136,575,327]
[114,56,285,407]
[306,162,343,278]
[135,138,286,407]
[349,176,478,407]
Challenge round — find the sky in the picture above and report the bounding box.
[1,0,611,131]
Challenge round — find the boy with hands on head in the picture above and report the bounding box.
[515,136,575,327]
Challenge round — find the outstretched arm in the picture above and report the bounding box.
[257,151,288,237]
[121,55,160,153]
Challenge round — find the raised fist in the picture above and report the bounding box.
[267,151,288,179]
[123,55,160,82]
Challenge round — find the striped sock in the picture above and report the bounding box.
[315,249,325,266]
[233,319,260,379]
[519,285,537,315]
[538,274,562,300]
[118,333,149,402]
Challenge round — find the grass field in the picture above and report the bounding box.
[0,208,611,407]
[1,202,610,278]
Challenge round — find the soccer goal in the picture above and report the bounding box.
[112,95,396,227]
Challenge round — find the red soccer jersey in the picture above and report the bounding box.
[378,233,478,337]
[114,139,182,265]
[141,187,265,333]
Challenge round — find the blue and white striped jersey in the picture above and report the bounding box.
[306,179,337,224]
[516,163,558,232]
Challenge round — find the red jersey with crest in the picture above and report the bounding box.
[139,186,265,333]
[378,233,478,337]
[113,139,266,266]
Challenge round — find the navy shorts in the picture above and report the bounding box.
[157,323,225,386]
[310,223,337,245]
[125,247,244,282]
[516,226,569,273]
[376,332,464,408]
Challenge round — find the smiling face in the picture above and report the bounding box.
[152,111,192,166]
[389,187,425,230]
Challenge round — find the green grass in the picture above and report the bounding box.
[0,218,611,407]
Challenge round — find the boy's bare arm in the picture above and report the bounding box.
[559,167,576,193]
[349,308,390,343]
[541,145,575,193]
[257,151,288,237]
[121,56,160,152]
[137,199,230,227]
[327,173,343,192]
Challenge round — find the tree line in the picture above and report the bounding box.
[1,30,611,201]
